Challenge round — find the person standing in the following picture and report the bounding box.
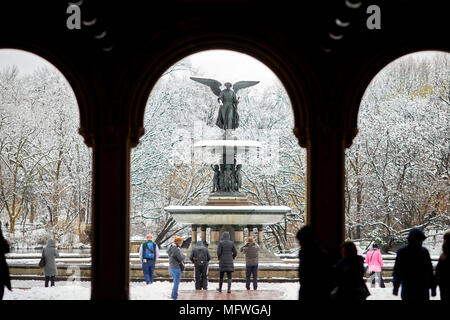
[392,228,436,300]
[139,235,159,284]
[0,228,11,299]
[296,226,334,301]
[331,241,370,301]
[43,239,59,287]
[189,241,211,290]
[435,230,450,301]
[365,243,385,288]
[167,236,185,300]
[240,236,260,291]
[216,231,237,293]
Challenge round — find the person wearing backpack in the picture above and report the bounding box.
[189,241,211,290]
[139,235,159,284]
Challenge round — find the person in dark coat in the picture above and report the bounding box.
[392,227,436,300]
[216,231,237,293]
[240,236,260,290]
[42,239,60,287]
[331,241,370,301]
[189,241,211,290]
[0,228,11,299]
[435,230,450,301]
[296,226,335,301]
[167,236,185,300]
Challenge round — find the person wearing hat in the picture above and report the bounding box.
[392,228,436,300]
[365,243,385,288]
[240,236,260,290]
[139,235,159,284]
[167,236,185,300]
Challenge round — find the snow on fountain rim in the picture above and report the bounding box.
[193,140,262,149]
[164,205,291,212]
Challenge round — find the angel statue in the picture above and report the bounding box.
[190,77,259,130]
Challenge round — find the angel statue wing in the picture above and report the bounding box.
[232,81,260,94]
[190,77,222,97]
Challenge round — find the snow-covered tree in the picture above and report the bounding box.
[345,52,450,251]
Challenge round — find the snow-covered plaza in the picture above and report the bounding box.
[2,279,442,300]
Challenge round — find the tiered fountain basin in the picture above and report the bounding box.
[164,205,290,225]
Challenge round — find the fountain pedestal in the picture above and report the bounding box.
[165,128,291,263]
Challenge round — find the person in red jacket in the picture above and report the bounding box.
[365,243,385,288]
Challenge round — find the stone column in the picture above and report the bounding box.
[303,123,350,260]
[89,127,132,300]
[247,225,254,241]
[234,225,244,243]
[257,225,263,244]
[191,225,198,243]
[201,225,207,243]
[210,226,221,243]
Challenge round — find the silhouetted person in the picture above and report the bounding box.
[296,226,334,301]
[240,236,260,290]
[43,239,60,287]
[189,241,211,290]
[331,241,370,301]
[435,230,450,301]
[0,228,11,299]
[365,243,385,288]
[216,231,237,293]
[392,228,436,300]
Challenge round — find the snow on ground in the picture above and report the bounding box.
[2,280,441,300]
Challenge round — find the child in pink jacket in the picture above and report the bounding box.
[365,243,385,288]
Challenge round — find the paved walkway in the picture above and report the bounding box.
[177,289,284,300]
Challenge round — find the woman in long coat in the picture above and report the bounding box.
[42,239,59,287]
[216,231,237,293]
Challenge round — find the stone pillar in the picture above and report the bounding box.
[191,225,198,243]
[257,225,263,244]
[90,127,132,300]
[304,124,349,260]
[201,225,207,243]
[210,226,221,243]
[234,225,244,243]
[247,225,254,241]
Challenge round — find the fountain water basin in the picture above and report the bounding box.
[165,205,289,225]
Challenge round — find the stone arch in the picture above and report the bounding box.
[120,34,317,148]
[339,47,450,149]
[0,45,96,147]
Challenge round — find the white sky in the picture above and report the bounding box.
[187,49,278,90]
[0,49,57,75]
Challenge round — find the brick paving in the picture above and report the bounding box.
[177,289,284,300]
